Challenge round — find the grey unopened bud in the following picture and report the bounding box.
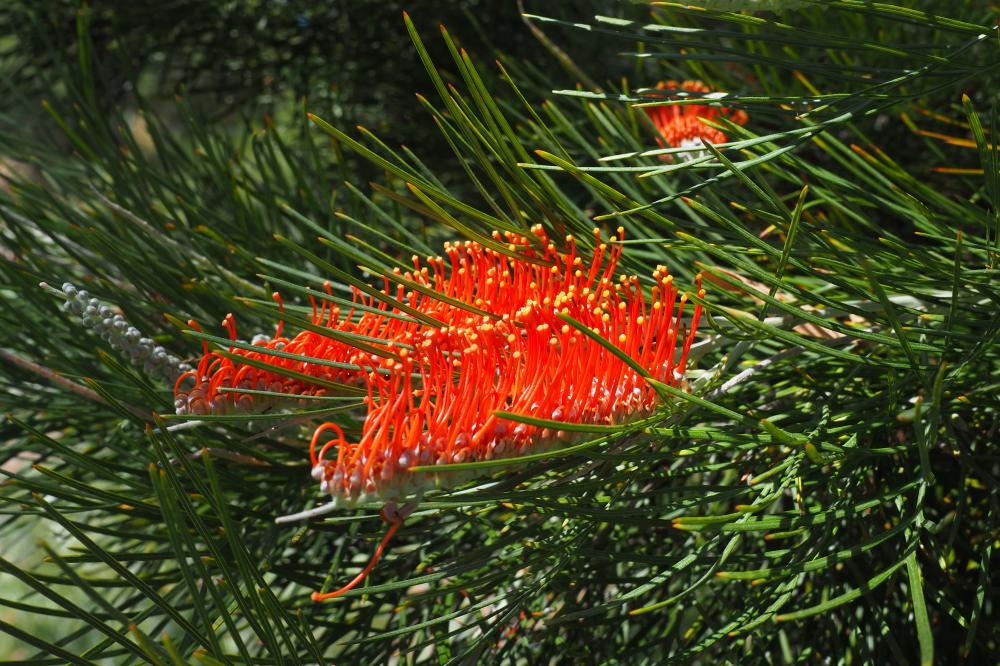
[57,283,187,386]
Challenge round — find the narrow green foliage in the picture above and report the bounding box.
[1,1,999,664]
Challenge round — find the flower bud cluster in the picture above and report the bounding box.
[60,282,191,382]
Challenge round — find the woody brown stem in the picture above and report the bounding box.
[0,348,151,422]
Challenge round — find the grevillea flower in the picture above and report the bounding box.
[176,226,704,600]
[310,237,702,506]
[643,80,748,158]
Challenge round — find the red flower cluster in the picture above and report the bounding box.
[643,80,747,156]
[176,226,704,507]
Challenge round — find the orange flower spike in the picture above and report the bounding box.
[644,80,747,157]
[186,229,705,507]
